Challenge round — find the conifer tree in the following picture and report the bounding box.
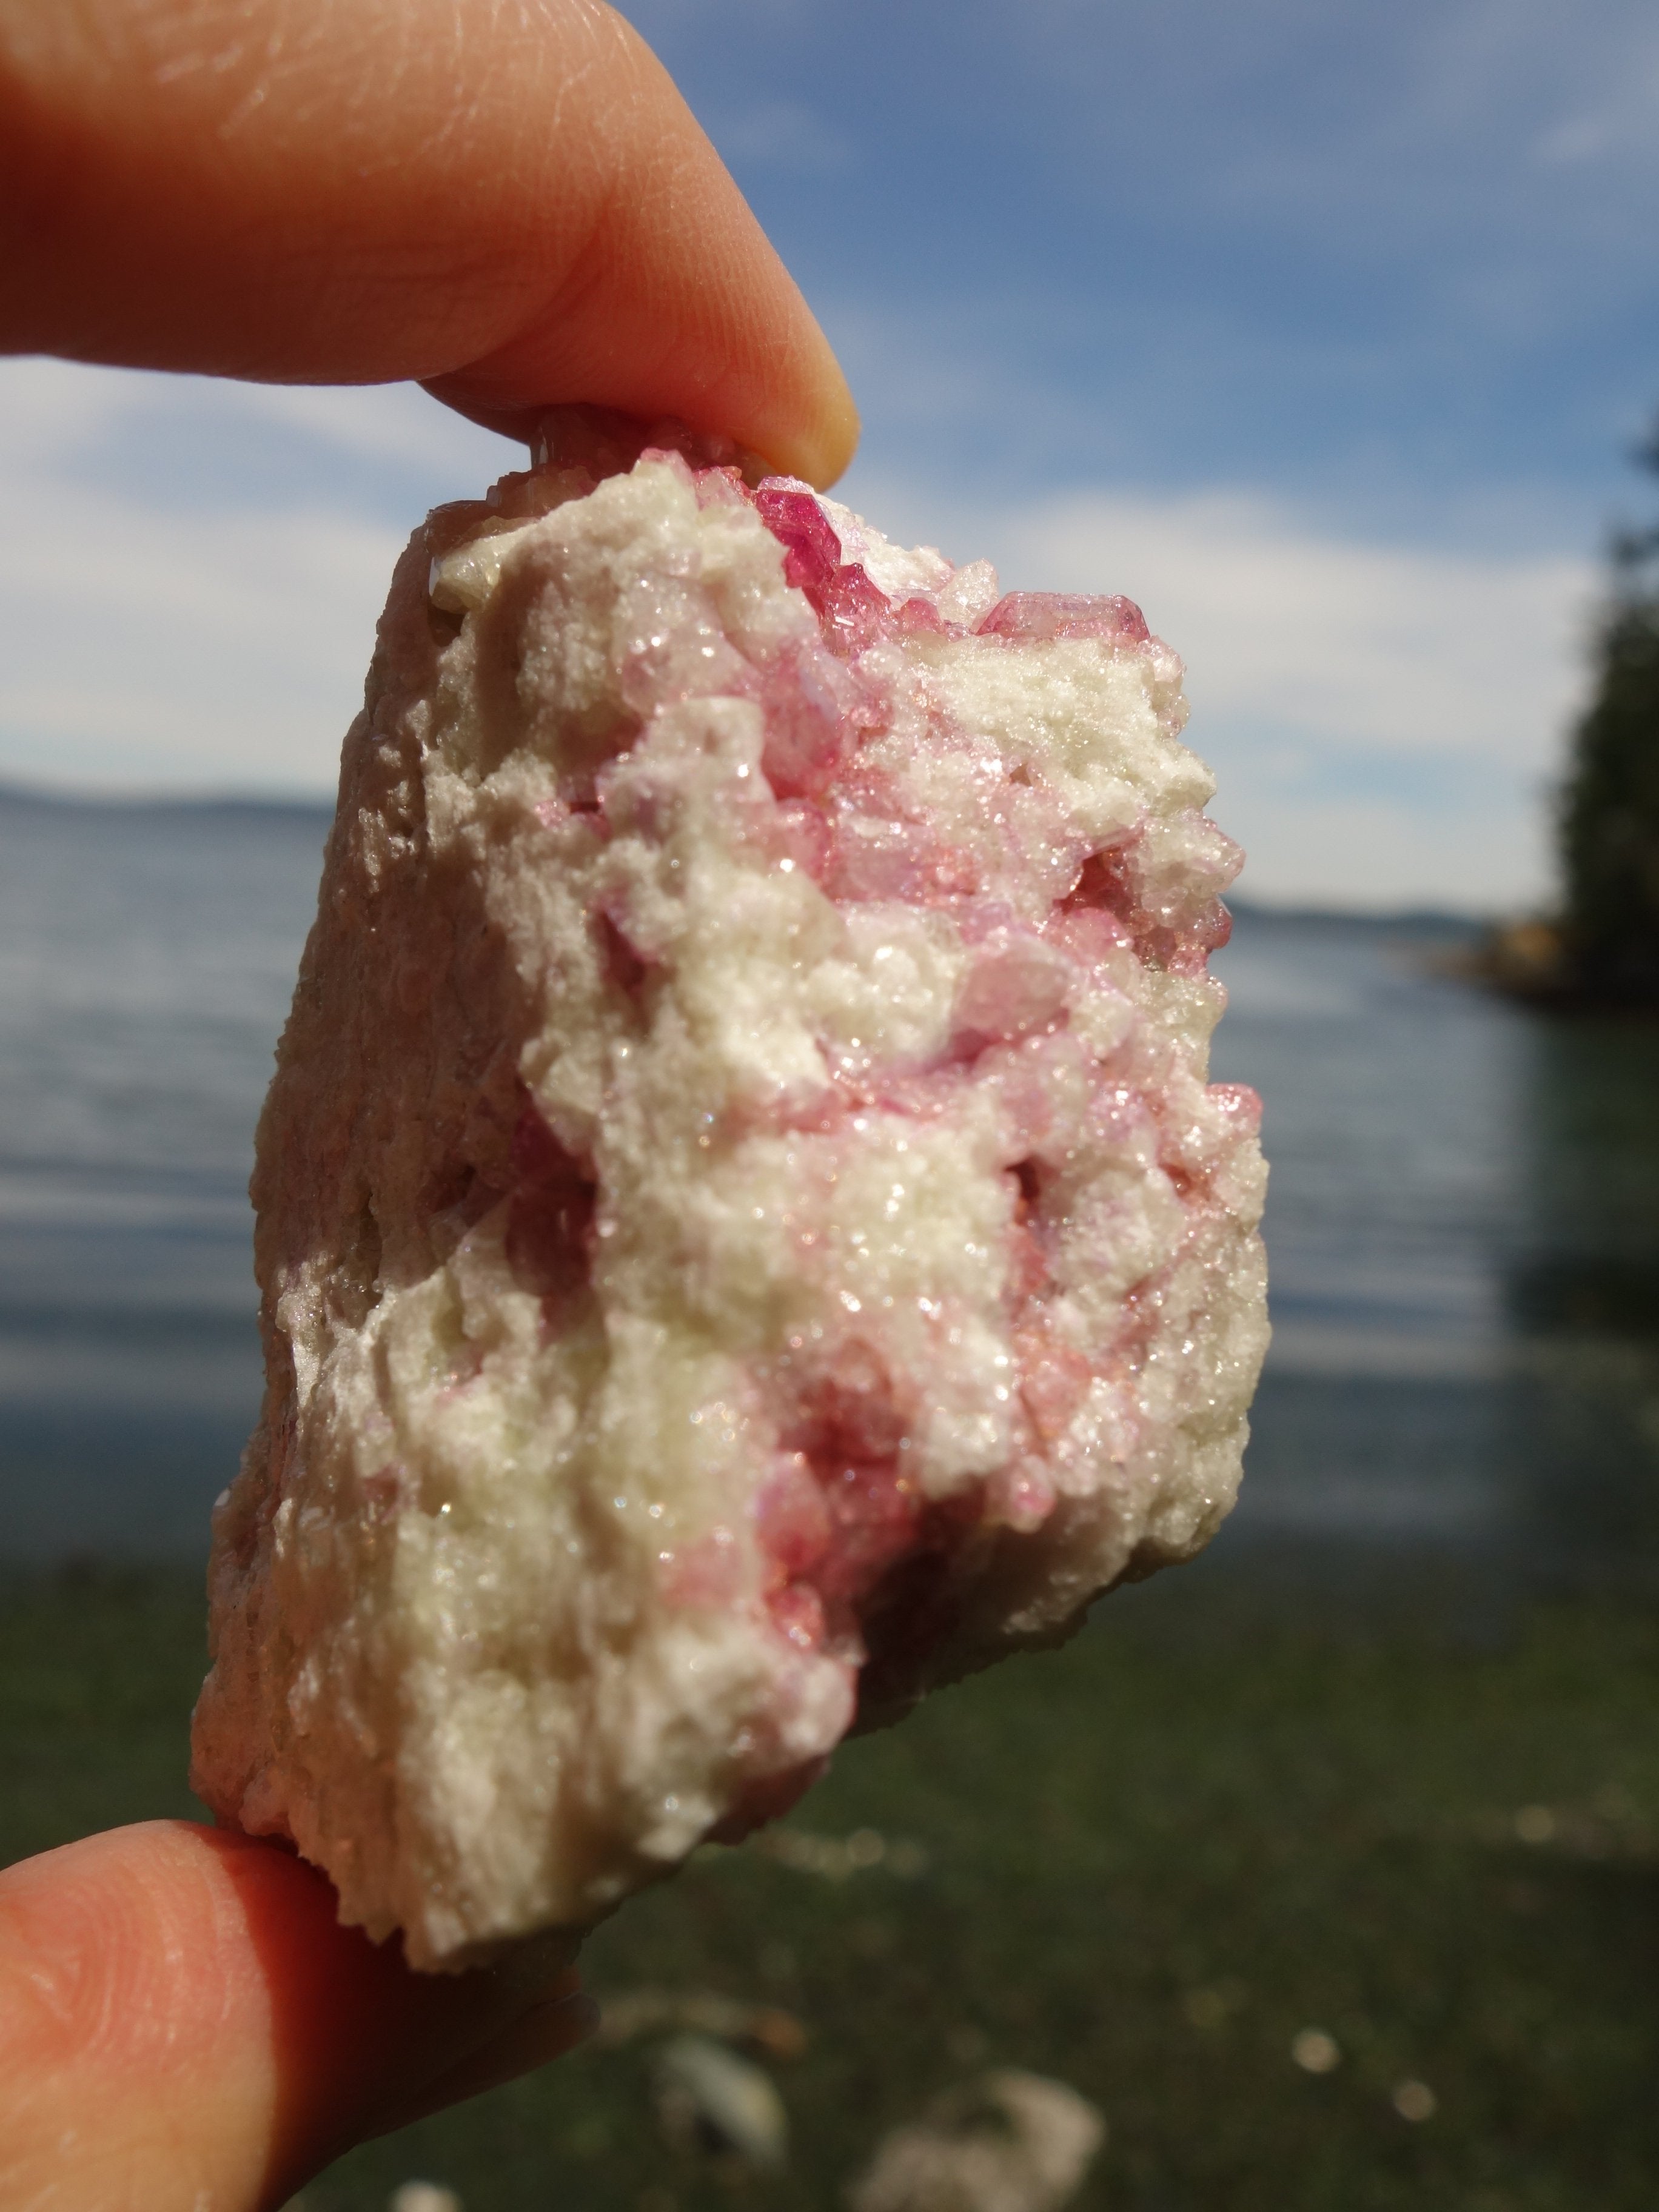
[1560,418,1659,1002]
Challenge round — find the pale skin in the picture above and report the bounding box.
[0,2,859,2203]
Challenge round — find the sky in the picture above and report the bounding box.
[4,0,1659,909]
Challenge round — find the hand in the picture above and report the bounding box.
[0,1820,597,2207]
[0,3,856,2204]
[0,0,859,486]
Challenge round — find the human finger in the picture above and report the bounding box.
[0,0,857,486]
[0,1819,593,2211]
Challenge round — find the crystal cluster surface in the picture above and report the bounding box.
[190,426,1269,1968]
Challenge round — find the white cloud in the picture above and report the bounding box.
[1533,56,1659,170]
[0,354,510,478]
[994,488,1589,769]
[0,500,402,788]
[209,378,515,475]
[0,358,512,793]
[842,470,1597,910]
[0,357,1600,908]
[1414,0,1659,176]
[711,97,853,173]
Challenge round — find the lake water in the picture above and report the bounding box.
[3,787,1657,1585]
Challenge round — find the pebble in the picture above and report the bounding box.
[389,2187,463,2212]
[653,2033,789,2170]
[1290,2028,1341,2074]
[850,2070,1104,2212]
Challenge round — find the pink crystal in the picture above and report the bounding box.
[766,1581,828,1653]
[977,591,1151,644]
[953,928,1076,1045]
[754,484,896,657]
[755,1453,834,1581]
[753,484,846,598]
[816,1460,927,1610]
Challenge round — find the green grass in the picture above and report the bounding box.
[0,1564,207,1859]
[4,1557,1658,2211]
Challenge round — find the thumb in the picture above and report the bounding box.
[0,1820,595,2211]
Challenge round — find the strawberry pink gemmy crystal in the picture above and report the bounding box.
[190,417,1269,1969]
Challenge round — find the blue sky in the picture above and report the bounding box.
[3,0,1658,908]
[663,0,1659,531]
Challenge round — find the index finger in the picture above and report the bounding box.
[0,0,858,486]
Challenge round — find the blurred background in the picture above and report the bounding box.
[3,2,1658,2207]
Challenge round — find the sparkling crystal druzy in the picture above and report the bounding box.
[190,417,1269,1969]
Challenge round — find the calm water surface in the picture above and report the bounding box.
[2,789,1656,1581]
[1213,910,1659,1587]
[0,789,323,1555]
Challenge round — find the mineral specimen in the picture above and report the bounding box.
[190,413,1269,1969]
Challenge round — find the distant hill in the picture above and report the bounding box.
[0,785,1490,933]
[1226,896,1486,936]
[0,779,333,828]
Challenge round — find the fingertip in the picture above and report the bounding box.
[0,1822,589,2208]
[412,4,860,489]
[201,1828,585,2187]
[788,366,862,491]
